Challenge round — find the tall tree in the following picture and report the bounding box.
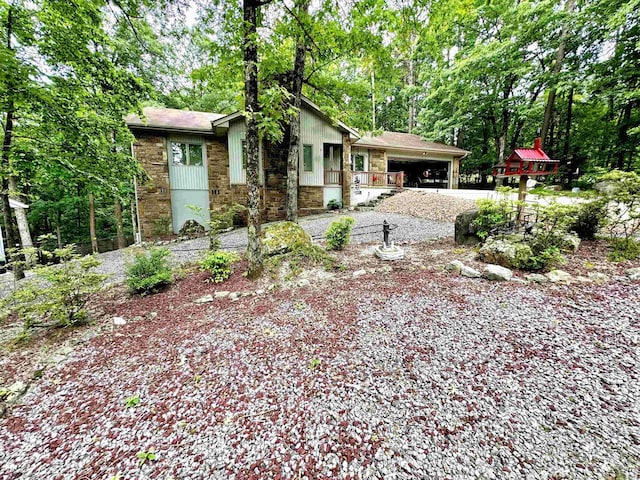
[285,0,310,222]
[243,0,265,278]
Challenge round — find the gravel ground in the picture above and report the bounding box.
[375,190,477,223]
[0,271,638,479]
[92,211,452,285]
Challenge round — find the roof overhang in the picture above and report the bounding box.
[128,125,221,136]
[210,97,361,139]
[355,143,469,157]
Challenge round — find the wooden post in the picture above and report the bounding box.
[517,174,528,223]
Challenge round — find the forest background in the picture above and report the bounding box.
[0,0,637,259]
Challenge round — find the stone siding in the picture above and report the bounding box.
[133,135,172,239]
[369,148,387,172]
[299,186,324,210]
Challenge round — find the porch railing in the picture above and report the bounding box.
[324,170,343,186]
[352,171,404,188]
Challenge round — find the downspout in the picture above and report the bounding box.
[131,142,142,244]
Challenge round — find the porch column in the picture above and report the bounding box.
[342,132,351,207]
[450,157,460,189]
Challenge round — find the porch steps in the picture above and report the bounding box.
[355,188,402,211]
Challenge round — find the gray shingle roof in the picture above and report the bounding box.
[355,131,469,155]
[126,107,225,133]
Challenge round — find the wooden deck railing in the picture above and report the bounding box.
[323,170,342,186]
[351,171,404,188]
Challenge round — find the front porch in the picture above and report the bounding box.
[323,170,404,187]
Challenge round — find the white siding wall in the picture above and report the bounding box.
[228,110,341,186]
[167,135,208,190]
[299,108,343,186]
[228,120,264,185]
[228,121,246,185]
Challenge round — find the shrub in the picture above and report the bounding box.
[325,217,355,250]
[569,201,607,240]
[0,246,107,331]
[472,188,518,239]
[152,217,172,237]
[266,243,340,280]
[326,199,342,210]
[200,250,240,283]
[189,203,247,250]
[608,238,640,262]
[125,247,173,295]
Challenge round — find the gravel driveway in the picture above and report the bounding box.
[1,271,638,479]
[95,211,452,284]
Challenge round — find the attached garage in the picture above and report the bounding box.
[352,132,469,190]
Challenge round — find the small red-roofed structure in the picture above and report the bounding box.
[493,138,559,178]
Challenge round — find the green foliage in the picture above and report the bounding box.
[189,204,247,251]
[472,190,517,240]
[152,217,172,238]
[199,250,240,283]
[326,199,342,210]
[325,217,355,250]
[309,358,322,370]
[266,243,339,280]
[124,394,141,408]
[569,201,607,240]
[0,246,107,331]
[125,248,173,296]
[596,170,640,242]
[136,448,158,467]
[608,239,640,262]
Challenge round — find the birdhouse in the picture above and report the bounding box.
[493,138,559,178]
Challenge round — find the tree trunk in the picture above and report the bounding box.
[286,0,310,223]
[563,87,574,181]
[115,197,125,249]
[1,8,24,280]
[8,177,33,263]
[244,0,264,278]
[371,69,376,130]
[407,55,416,133]
[616,102,633,170]
[56,209,63,249]
[88,192,98,253]
[541,0,575,148]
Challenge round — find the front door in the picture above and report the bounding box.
[168,137,210,233]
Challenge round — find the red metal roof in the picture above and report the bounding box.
[512,148,552,161]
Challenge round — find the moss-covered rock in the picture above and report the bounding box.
[262,221,312,257]
[478,236,534,268]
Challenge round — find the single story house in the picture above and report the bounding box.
[126,98,468,238]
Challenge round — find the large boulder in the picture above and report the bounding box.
[455,209,481,245]
[261,221,312,256]
[478,236,533,268]
[482,264,513,281]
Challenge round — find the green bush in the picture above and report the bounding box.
[0,246,107,331]
[608,238,640,262]
[569,201,607,240]
[125,247,173,295]
[325,216,355,250]
[472,188,518,239]
[326,199,342,210]
[200,250,240,283]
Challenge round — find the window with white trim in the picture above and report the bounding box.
[171,142,204,166]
